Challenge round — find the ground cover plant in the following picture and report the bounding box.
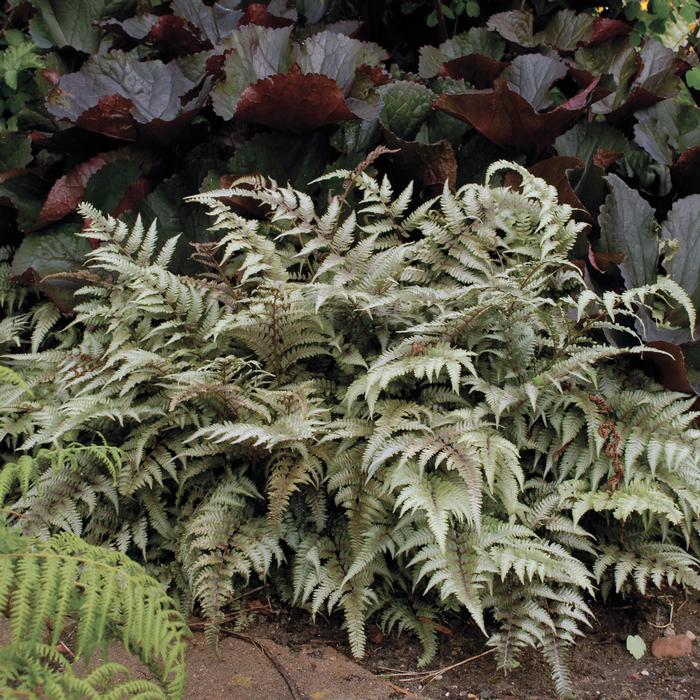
[2,158,700,698]
[2,1,700,697]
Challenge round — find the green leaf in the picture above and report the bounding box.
[466,1,480,18]
[137,147,219,273]
[0,171,51,231]
[661,194,700,309]
[626,634,646,659]
[83,161,143,213]
[555,122,628,165]
[685,66,700,90]
[10,224,91,311]
[0,39,44,90]
[379,81,434,140]
[228,131,328,190]
[0,133,32,170]
[598,174,658,289]
[331,119,381,154]
[29,0,112,53]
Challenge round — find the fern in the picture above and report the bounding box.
[0,520,187,699]
[1,163,699,698]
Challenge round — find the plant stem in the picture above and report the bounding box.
[434,0,449,42]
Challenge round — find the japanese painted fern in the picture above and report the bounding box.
[2,163,699,698]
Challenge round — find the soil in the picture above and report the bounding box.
[3,589,699,699]
[226,588,700,700]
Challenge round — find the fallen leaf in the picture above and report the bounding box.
[230,673,253,688]
[626,634,646,659]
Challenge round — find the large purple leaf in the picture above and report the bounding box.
[211,25,294,120]
[435,76,599,158]
[46,51,210,143]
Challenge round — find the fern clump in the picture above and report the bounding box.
[0,520,187,698]
[1,162,699,697]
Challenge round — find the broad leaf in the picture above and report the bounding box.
[592,39,680,122]
[46,51,210,142]
[379,81,434,141]
[172,0,242,45]
[671,147,700,197]
[10,224,91,311]
[36,148,152,228]
[626,635,646,660]
[240,2,296,29]
[294,31,388,95]
[634,100,700,166]
[137,149,218,273]
[227,131,328,189]
[661,195,700,309]
[0,133,32,170]
[102,15,212,55]
[29,0,118,53]
[440,54,508,89]
[486,10,534,47]
[589,18,631,45]
[384,132,457,195]
[555,121,628,165]
[534,10,594,51]
[502,54,567,111]
[418,28,505,79]
[236,67,358,132]
[211,25,293,119]
[0,171,50,231]
[597,173,658,289]
[435,78,599,158]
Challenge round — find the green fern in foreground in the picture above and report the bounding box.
[1,162,700,698]
[0,520,188,699]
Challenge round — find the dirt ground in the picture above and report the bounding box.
[125,587,700,699]
[2,589,699,699]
